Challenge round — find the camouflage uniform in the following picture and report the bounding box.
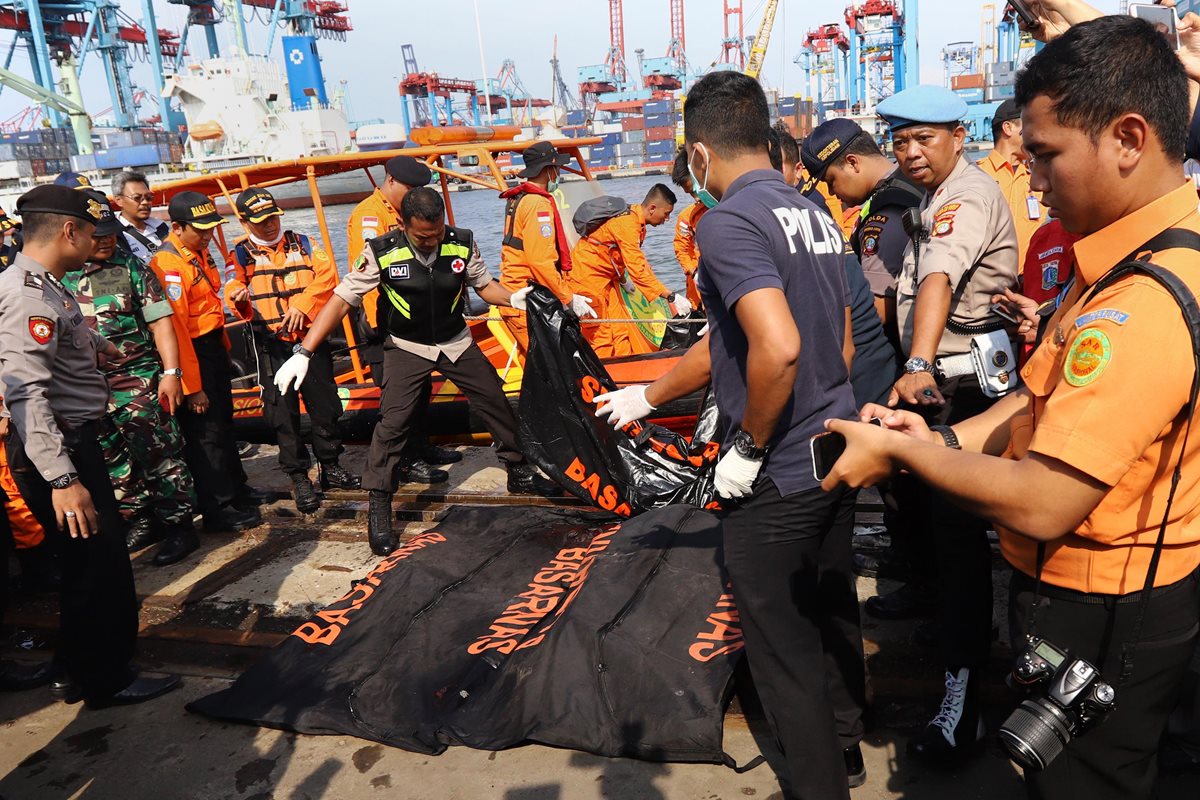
[63,250,197,527]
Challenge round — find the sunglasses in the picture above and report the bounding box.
[122,193,154,204]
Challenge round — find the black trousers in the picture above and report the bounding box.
[902,373,997,668]
[178,330,250,516]
[721,480,866,800]
[368,348,434,459]
[1009,568,1200,800]
[257,334,343,474]
[7,419,137,700]
[362,342,523,493]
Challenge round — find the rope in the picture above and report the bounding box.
[464,315,709,325]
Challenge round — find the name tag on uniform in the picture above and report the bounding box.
[388,265,410,280]
[1027,195,1041,220]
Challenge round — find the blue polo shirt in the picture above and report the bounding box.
[696,169,857,497]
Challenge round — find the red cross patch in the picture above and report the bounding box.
[29,316,54,344]
[451,258,466,273]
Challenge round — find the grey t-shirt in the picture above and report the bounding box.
[696,169,857,497]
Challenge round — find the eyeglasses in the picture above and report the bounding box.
[122,193,153,204]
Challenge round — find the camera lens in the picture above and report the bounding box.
[998,699,1073,771]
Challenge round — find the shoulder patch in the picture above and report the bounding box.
[1064,328,1112,387]
[1074,309,1129,329]
[23,272,43,289]
[932,219,955,238]
[28,316,54,344]
[934,203,961,218]
[1038,246,1064,260]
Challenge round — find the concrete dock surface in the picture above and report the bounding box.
[1,443,1196,799]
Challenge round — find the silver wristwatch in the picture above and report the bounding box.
[903,357,935,375]
[160,368,183,379]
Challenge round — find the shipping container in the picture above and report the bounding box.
[986,84,1015,102]
[646,126,675,142]
[70,153,98,172]
[622,130,646,144]
[613,143,645,158]
[0,160,32,180]
[644,100,672,115]
[621,117,645,132]
[644,113,676,128]
[953,88,986,104]
[94,143,163,170]
[566,109,588,126]
[29,158,47,177]
[951,74,986,90]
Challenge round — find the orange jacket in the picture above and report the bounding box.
[674,202,706,276]
[499,191,574,305]
[224,233,337,342]
[346,188,400,327]
[569,204,668,308]
[150,231,227,395]
[0,441,43,549]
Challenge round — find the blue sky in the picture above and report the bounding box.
[0,0,1127,124]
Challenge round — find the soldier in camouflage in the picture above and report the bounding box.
[64,190,200,567]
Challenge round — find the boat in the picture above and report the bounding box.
[150,130,705,445]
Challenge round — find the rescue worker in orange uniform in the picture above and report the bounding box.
[150,192,262,533]
[0,398,54,593]
[346,155,459,479]
[982,99,1046,268]
[569,183,687,358]
[671,148,706,311]
[225,188,360,514]
[498,141,597,356]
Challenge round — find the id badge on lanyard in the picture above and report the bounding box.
[1026,195,1041,220]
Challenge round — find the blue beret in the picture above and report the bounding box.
[877,85,969,132]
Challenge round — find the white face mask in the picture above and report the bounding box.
[249,228,285,248]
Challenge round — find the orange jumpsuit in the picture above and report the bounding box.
[0,443,43,549]
[346,188,401,330]
[498,191,574,354]
[150,232,228,396]
[674,201,707,310]
[569,204,669,358]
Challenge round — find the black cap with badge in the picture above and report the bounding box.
[168,190,226,230]
[993,98,1022,126]
[82,189,123,237]
[518,141,570,179]
[16,184,106,228]
[236,187,284,223]
[384,156,432,188]
[800,118,870,181]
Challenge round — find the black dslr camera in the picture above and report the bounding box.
[997,637,1117,771]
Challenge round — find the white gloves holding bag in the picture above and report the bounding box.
[275,352,310,395]
[593,385,656,430]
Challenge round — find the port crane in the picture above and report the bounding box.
[744,0,780,80]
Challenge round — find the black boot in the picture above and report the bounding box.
[420,444,463,465]
[290,473,321,514]
[399,461,449,485]
[368,491,397,556]
[152,526,200,567]
[318,462,362,490]
[844,744,867,789]
[506,463,563,497]
[124,516,161,553]
[0,660,51,692]
[233,485,271,509]
[203,504,262,533]
[906,666,985,766]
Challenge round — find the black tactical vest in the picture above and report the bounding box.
[372,227,474,345]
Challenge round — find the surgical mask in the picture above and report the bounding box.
[546,170,560,194]
[249,227,285,248]
[688,144,719,209]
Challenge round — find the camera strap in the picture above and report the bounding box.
[1027,227,1200,685]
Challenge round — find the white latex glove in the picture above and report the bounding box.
[671,294,693,317]
[571,294,597,319]
[712,449,763,499]
[593,385,655,429]
[274,352,311,395]
[698,323,710,337]
[511,286,533,311]
[622,277,637,295]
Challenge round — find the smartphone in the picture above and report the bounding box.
[1007,0,1038,27]
[1130,3,1180,49]
[811,418,883,482]
[991,302,1021,325]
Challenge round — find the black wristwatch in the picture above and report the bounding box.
[666,292,677,303]
[733,429,769,460]
[50,472,79,490]
[293,344,313,358]
[930,425,962,450]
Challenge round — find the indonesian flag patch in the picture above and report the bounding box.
[29,316,54,344]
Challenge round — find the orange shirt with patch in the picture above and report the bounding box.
[983,149,1045,269]
[674,201,707,309]
[1003,183,1200,594]
[498,192,573,305]
[150,231,228,395]
[346,188,399,328]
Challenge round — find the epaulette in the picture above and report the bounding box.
[23,272,42,289]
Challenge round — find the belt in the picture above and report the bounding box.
[935,353,974,379]
[1014,564,1200,606]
